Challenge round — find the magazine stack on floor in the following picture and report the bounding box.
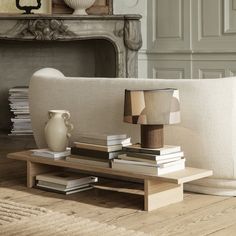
[112,144,185,176]
[8,86,32,136]
[66,133,132,168]
[36,171,98,195]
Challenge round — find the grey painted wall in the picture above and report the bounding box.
[114,0,236,79]
[146,0,236,79]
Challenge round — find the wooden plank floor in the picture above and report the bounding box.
[1,149,236,235]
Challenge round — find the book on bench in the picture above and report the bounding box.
[122,144,181,155]
[31,148,71,159]
[112,158,186,176]
[74,142,129,152]
[36,171,98,188]
[77,133,131,146]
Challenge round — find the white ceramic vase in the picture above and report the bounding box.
[45,110,73,152]
[64,0,96,15]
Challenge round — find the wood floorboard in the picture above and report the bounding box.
[107,193,229,231]
[143,198,236,235]
[1,149,236,235]
[208,223,236,235]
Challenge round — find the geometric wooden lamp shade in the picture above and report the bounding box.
[124,89,181,149]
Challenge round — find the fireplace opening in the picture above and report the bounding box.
[0,39,117,134]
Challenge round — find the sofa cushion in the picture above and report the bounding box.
[29,68,236,180]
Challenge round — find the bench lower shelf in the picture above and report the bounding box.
[8,151,213,211]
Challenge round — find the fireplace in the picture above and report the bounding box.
[0,15,142,146]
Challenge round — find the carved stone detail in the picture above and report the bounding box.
[124,20,143,51]
[17,19,76,40]
[127,50,138,78]
[0,16,142,78]
[114,22,124,38]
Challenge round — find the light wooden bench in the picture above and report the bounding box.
[8,151,213,211]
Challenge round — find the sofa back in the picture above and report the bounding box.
[29,68,236,179]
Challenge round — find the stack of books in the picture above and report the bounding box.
[36,171,98,195]
[112,144,185,176]
[31,148,71,160]
[66,133,131,167]
[8,86,32,136]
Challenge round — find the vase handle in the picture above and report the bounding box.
[65,122,74,132]
[67,133,71,139]
[62,111,74,132]
[48,111,54,119]
[66,122,73,140]
[62,111,71,121]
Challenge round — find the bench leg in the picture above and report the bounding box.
[144,179,183,211]
[27,161,58,188]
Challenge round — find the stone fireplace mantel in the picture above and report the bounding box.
[0,15,142,133]
[0,15,142,78]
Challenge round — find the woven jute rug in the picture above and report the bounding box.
[0,199,150,236]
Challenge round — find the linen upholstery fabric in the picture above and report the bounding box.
[29,68,236,196]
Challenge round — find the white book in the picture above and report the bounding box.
[64,186,93,195]
[11,118,31,122]
[112,159,185,176]
[37,181,90,192]
[37,184,93,195]
[118,154,183,165]
[31,148,71,159]
[8,133,33,136]
[123,144,181,155]
[113,158,185,168]
[73,142,131,152]
[78,133,127,141]
[121,151,184,161]
[9,86,28,91]
[77,137,131,146]
[11,130,32,132]
[36,172,98,188]
[11,131,33,135]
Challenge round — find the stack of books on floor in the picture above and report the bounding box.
[112,144,185,176]
[66,133,132,168]
[36,171,98,195]
[8,86,32,136]
[31,148,71,160]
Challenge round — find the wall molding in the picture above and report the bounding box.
[114,0,236,78]
[198,69,225,79]
[153,67,185,79]
[147,0,191,53]
[154,0,184,40]
[223,0,236,34]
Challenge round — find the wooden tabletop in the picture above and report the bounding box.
[8,151,213,185]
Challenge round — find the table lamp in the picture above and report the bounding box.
[123,88,180,149]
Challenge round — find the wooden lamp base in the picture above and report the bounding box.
[141,124,164,149]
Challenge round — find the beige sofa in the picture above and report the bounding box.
[29,68,236,196]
